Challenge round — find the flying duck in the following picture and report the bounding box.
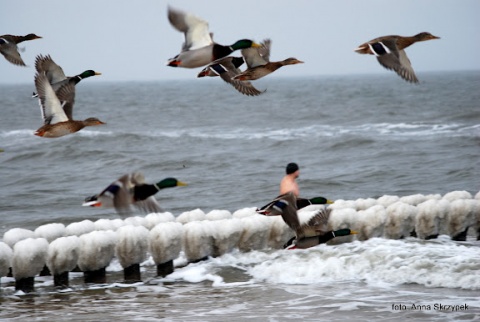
[257,192,356,249]
[354,32,440,83]
[232,39,304,81]
[166,6,260,68]
[83,172,187,217]
[0,33,42,66]
[33,72,105,138]
[33,54,101,110]
[257,194,333,214]
[197,56,264,96]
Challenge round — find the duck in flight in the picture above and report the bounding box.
[33,72,105,138]
[83,172,187,217]
[32,54,101,104]
[232,39,304,81]
[0,33,42,66]
[196,39,272,96]
[166,6,260,68]
[258,192,356,249]
[354,32,440,83]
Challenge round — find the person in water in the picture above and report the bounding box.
[280,162,300,196]
[279,162,333,209]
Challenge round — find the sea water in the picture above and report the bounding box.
[0,72,479,320]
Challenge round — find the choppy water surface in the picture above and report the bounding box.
[1,72,479,320]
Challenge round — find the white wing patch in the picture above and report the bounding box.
[35,73,69,125]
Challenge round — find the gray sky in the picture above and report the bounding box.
[1,0,479,84]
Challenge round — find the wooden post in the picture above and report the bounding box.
[156,260,174,277]
[53,271,69,288]
[39,265,51,276]
[124,263,141,283]
[452,227,468,241]
[83,267,106,284]
[15,276,34,293]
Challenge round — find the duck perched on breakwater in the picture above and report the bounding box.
[166,6,260,68]
[258,192,356,249]
[83,172,187,216]
[0,33,42,66]
[354,32,440,83]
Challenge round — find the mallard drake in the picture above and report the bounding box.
[33,72,105,138]
[257,192,356,249]
[83,172,187,216]
[0,33,42,66]
[33,54,101,111]
[296,196,334,209]
[257,194,333,214]
[232,39,304,81]
[166,6,260,68]
[197,56,265,96]
[354,32,440,83]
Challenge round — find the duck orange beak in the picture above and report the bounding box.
[197,69,208,77]
[167,59,181,67]
[83,200,102,207]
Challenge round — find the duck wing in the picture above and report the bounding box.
[134,196,164,214]
[0,38,25,66]
[259,192,301,230]
[55,83,76,120]
[130,171,146,185]
[372,40,419,83]
[210,57,265,96]
[168,6,213,51]
[34,73,69,125]
[35,54,67,85]
[241,39,271,68]
[111,174,136,216]
[299,207,331,235]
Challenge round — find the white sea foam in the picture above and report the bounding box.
[142,123,479,142]
[168,238,480,290]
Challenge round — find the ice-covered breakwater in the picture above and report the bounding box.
[1,190,479,292]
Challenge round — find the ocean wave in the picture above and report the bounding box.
[149,123,479,141]
[2,123,477,144]
[169,238,479,290]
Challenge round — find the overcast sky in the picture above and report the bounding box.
[1,0,479,84]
